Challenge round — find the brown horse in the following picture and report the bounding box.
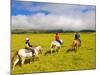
[72,39,81,52]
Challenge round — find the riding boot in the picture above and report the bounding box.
[32,50,34,57]
[57,40,62,45]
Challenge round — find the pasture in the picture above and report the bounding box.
[11,32,96,74]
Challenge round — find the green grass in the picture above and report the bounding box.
[11,32,96,74]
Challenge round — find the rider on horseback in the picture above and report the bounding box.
[25,37,34,56]
[74,32,81,45]
[55,32,62,45]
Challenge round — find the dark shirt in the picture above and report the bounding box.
[75,33,80,39]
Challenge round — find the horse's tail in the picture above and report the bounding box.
[11,50,18,62]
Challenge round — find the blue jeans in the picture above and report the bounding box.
[56,40,62,45]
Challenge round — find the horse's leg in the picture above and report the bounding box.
[75,44,78,52]
[72,41,75,50]
[77,46,79,51]
[55,47,58,52]
[39,49,42,54]
[73,41,77,52]
[50,48,53,55]
[35,52,40,61]
[56,47,60,53]
[72,44,76,52]
[12,57,19,70]
[72,44,75,50]
[76,45,78,52]
[21,57,25,67]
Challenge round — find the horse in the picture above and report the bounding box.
[71,39,81,52]
[50,40,63,55]
[12,46,43,70]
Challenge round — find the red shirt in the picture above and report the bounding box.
[55,35,59,41]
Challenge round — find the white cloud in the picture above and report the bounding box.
[12,2,96,31]
[12,11,95,31]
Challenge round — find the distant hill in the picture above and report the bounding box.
[12,29,96,34]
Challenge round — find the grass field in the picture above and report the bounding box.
[11,32,96,74]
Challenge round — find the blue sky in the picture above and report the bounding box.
[12,0,51,16]
[12,0,95,16]
[11,0,96,30]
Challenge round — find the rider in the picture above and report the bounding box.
[74,32,81,44]
[55,32,62,45]
[25,37,34,56]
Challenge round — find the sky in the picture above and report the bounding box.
[11,0,96,31]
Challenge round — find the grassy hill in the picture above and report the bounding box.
[11,32,96,74]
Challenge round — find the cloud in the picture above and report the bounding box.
[12,11,95,31]
[11,2,96,31]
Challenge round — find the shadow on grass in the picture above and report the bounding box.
[66,48,76,53]
[44,50,56,56]
[15,59,31,67]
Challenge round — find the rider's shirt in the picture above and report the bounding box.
[55,35,60,41]
[25,41,32,49]
[55,35,62,45]
[75,33,80,40]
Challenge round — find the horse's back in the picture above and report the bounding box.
[18,48,32,57]
[73,40,81,46]
[18,49,26,56]
[51,41,60,47]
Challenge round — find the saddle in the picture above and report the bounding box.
[25,47,35,53]
[25,49,32,53]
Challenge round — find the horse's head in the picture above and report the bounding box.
[38,46,43,54]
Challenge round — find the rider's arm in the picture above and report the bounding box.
[28,42,32,47]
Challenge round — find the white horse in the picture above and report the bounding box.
[50,40,63,54]
[12,46,43,70]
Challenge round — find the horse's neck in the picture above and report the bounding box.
[32,46,37,49]
[35,47,39,51]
